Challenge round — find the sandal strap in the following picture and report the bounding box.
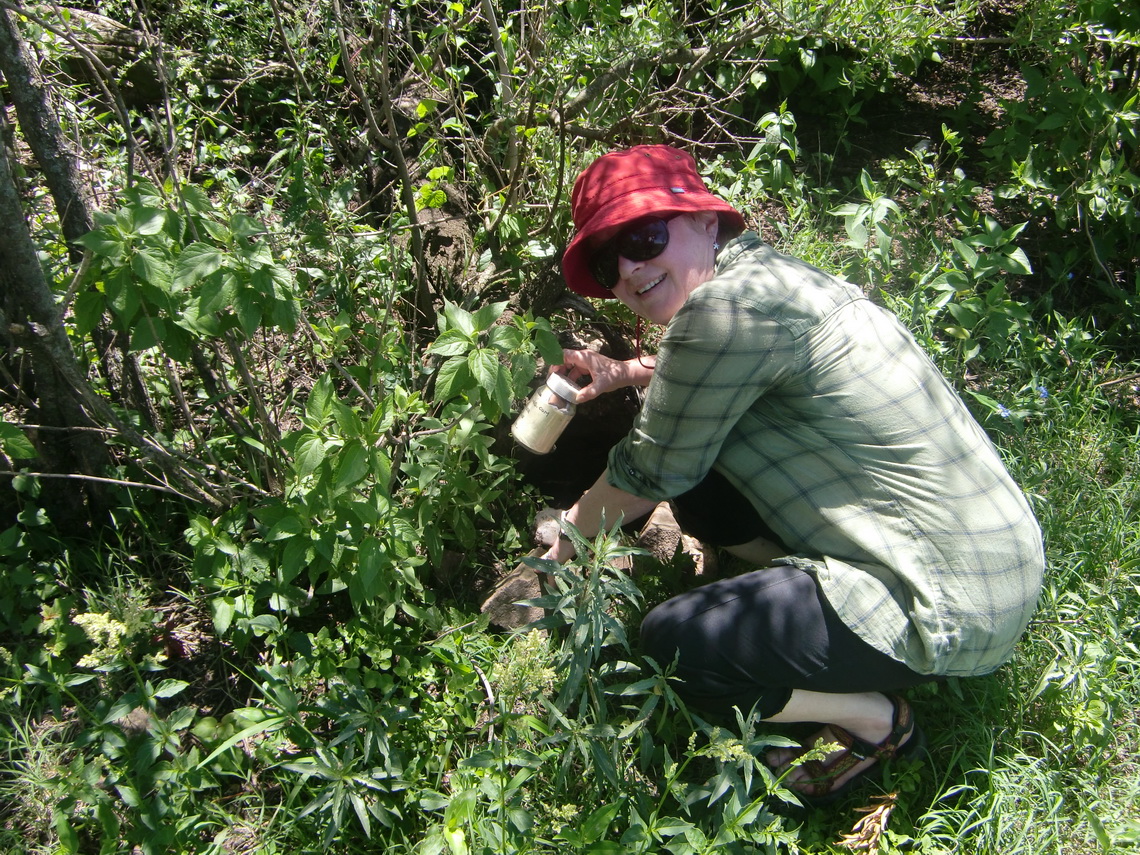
[793,695,917,799]
[838,694,915,761]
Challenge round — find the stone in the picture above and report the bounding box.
[481,548,545,630]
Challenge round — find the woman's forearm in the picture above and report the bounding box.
[543,468,659,563]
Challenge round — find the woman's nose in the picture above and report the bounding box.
[616,253,644,282]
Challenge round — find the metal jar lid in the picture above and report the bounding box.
[544,371,581,403]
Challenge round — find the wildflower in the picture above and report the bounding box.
[73,612,128,669]
[997,404,1011,418]
[1037,385,1049,400]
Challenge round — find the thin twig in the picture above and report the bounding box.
[470,660,497,742]
[0,468,201,500]
[1096,373,1140,388]
[10,0,141,185]
[56,249,93,322]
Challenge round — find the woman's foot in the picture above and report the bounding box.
[767,694,923,804]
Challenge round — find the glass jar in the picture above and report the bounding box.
[511,371,581,454]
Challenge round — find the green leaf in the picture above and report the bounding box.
[1000,246,1033,275]
[472,301,507,332]
[174,243,225,290]
[132,247,172,289]
[306,376,335,424]
[212,596,236,635]
[353,538,388,605]
[428,328,474,358]
[0,421,37,459]
[153,679,190,698]
[294,435,327,478]
[235,292,262,334]
[132,207,167,235]
[73,291,106,336]
[434,356,471,402]
[533,327,564,365]
[442,301,476,336]
[581,802,621,843]
[468,349,500,395]
[487,324,524,352]
[334,440,370,490]
[231,213,265,238]
[444,788,478,829]
[267,514,305,541]
[129,315,166,352]
[75,228,124,259]
[951,238,979,270]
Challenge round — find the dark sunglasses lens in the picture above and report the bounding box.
[619,218,670,260]
[589,244,620,289]
[589,218,671,289]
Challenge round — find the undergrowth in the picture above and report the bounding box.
[1,0,1138,852]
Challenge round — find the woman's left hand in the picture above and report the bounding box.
[556,349,654,404]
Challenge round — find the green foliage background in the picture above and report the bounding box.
[0,0,1138,852]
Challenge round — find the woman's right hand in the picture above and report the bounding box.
[555,349,654,404]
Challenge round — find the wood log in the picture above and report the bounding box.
[29,6,287,106]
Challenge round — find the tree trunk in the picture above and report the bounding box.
[0,5,93,255]
[0,109,109,530]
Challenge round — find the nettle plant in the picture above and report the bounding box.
[187,298,560,652]
[74,180,300,361]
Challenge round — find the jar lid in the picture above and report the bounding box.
[544,371,581,403]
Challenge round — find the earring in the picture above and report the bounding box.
[713,242,720,251]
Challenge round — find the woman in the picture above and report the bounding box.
[538,144,1044,802]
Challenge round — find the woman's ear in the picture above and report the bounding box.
[700,210,719,238]
[685,210,719,237]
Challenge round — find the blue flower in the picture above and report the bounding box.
[1037,385,1049,400]
[997,404,1012,418]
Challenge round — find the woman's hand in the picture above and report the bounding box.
[556,349,655,404]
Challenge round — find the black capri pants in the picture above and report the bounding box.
[641,469,936,718]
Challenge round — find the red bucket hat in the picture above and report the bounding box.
[561,145,745,298]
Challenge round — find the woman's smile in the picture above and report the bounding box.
[636,274,665,295]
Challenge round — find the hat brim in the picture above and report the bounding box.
[562,190,744,298]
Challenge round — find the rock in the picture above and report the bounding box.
[481,548,545,630]
[635,502,716,576]
[532,506,562,548]
[636,502,682,562]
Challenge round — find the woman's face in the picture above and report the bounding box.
[601,212,719,325]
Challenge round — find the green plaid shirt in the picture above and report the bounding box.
[609,233,1044,676]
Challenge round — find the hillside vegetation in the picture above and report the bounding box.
[0,0,1138,852]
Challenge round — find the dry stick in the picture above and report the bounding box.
[302,322,376,409]
[530,90,567,239]
[222,330,283,490]
[0,468,203,500]
[13,0,142,186]
[376,4,435,328]
[331,0,433,329]
[1096,373,1140,389]
[191,342,260,443]
[56,249,94,322]
[2,313,229,506]
[163,355,236,503]
[130,0,179,185]
[470,660,498,742]
[478,0,518,179]
[264,0,311,99]
[484,88,538,240]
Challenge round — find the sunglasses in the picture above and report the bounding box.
[588,215,678,290]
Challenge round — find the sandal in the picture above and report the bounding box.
[783,694,926,806]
